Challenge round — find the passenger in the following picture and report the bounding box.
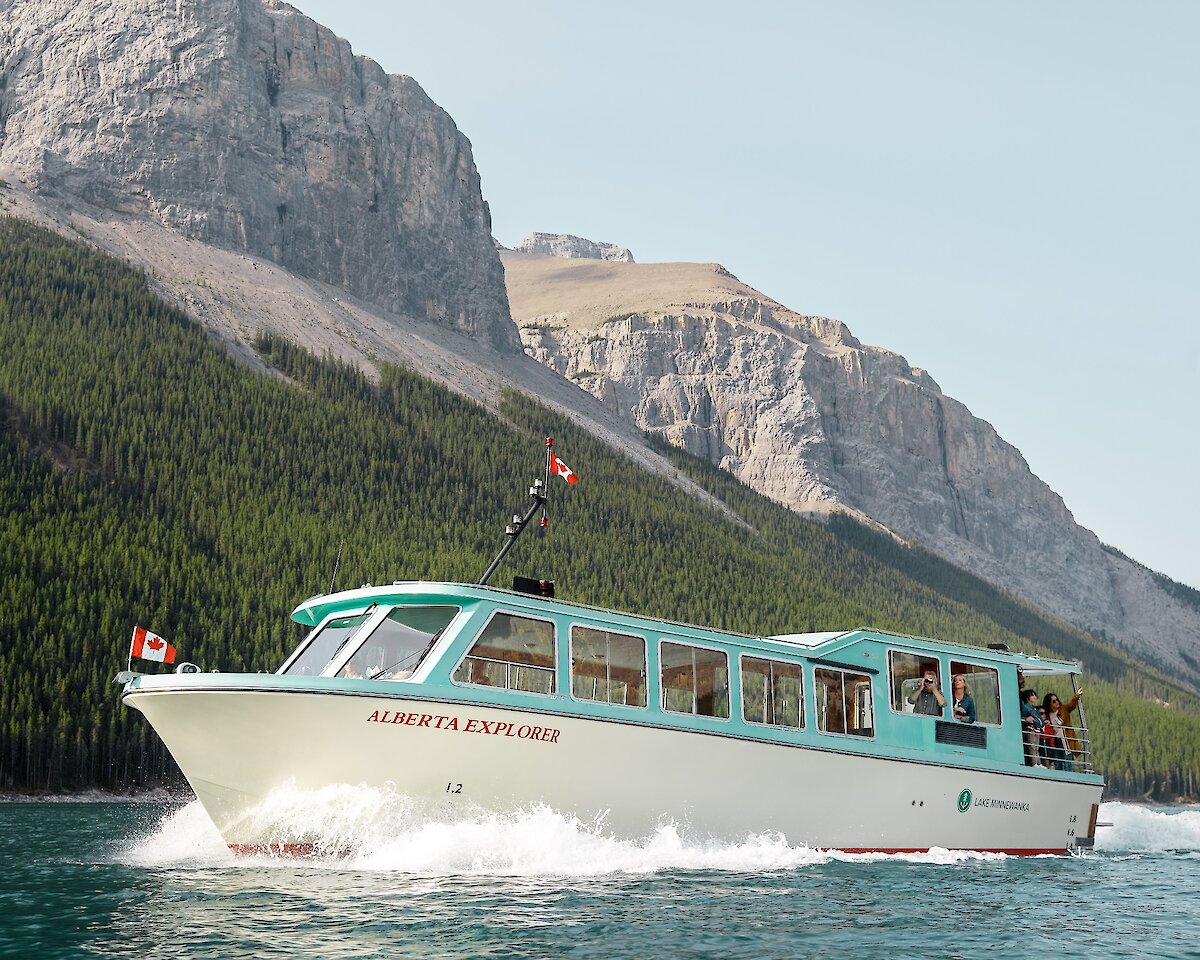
[1044,689,1084,771]
[1039,707,1063,768]
[1013,667,1028,733]
[907,664,946,716]
[950,674,976,723]
[1019,689,1041,765]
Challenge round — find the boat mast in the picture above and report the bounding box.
[477,438,555,586]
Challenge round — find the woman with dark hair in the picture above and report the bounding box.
[1042,690,1082,771]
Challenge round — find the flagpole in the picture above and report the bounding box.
[541,437,553,534]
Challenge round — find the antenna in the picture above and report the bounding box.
[478,478,545,586]
[329,538,345,595]
[479,437,574,587]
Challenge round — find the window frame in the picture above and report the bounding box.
[330,603,463,681]
[449,607,560,697]
[813,665,876,740]
[886,647,947,719]
[738,653,806,730]
[656,636,733,722]
[947,658,1004,727]
[276,605,381,677]
[568,621,649,711]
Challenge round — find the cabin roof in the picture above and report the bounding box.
[291,581,1085,673]
[291,580,775,639]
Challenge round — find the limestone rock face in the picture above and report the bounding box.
[515,232,635,263]
[506,252,1200,690]
[0,0,518,348]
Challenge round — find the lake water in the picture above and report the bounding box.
[1,795,1197,959]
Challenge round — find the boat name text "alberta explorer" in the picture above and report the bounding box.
[366,710,560,744]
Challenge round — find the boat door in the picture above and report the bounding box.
[853,680,873,732]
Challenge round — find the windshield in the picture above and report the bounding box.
[338,605,459,680]
[283,612,371,676]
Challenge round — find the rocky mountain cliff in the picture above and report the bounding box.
[0,0,517,348]
[505,248,1200,690]
[514,232,635,263]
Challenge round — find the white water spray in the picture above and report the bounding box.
[119,790,1198,874]
[119,784,1004,874]
[1094,802,1200,853]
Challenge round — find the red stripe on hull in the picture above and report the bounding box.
[227,842,317,857]
[224,842,1069,858]
[832,847,1068,856]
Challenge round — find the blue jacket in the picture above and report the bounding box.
[951,693,976,723]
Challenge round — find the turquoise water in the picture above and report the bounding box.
[1,798,1197,959]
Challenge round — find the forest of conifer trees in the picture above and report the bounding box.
[0,216,1197,800]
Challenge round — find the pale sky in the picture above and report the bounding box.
[295,1,1199,589]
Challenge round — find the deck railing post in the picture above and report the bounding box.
[1070,671,1091,772]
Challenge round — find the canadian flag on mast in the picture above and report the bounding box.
[550,452,578,485]
[130,626,177,664]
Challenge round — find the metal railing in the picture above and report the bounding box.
[459,655,555,695]
[1060,724,1094,773]
[1024,722,1093,774]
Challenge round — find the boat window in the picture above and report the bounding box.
[338,605,459,680]
[889,650,944,716]
[452,612,556,695]
[571,626,647,707]
[949,660,1002,725]
[283,612,371,676]
[815,667,874,737]
[741,656,804,729]
[660,641,729,718]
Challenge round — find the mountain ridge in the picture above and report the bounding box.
[2,0,1195,695]
[0,181,723,511]
[1,215,1196,799]
[504,248,1200,692]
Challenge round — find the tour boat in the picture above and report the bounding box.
[119,582,1105,855]
[118,452,1104,855]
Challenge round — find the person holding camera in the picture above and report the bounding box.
[907,665,946,716]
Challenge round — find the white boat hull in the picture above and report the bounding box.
[127,685,1102,854]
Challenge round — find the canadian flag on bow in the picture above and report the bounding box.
[550,452,578,485]
[130,626,177,664]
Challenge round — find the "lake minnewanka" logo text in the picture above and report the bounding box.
[958,787,1030,813]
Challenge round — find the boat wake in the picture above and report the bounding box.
[117,789,1197,874]
[1093,801,1200,855]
